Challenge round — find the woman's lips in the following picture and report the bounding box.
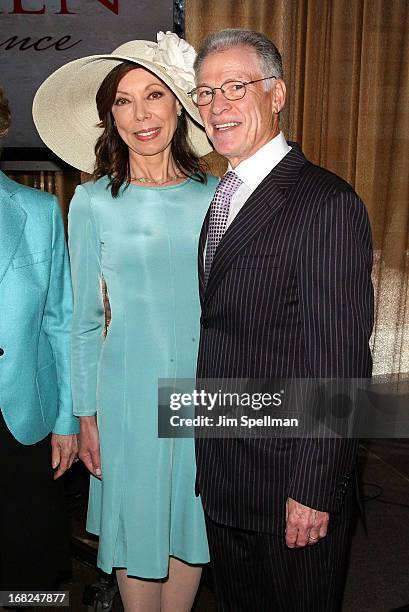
[134,127,161,141]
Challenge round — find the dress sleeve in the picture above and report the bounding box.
[44,196,79,435]
[68,184,104,417]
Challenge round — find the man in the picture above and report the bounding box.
[190,30,373,611]
[0,87,78,591]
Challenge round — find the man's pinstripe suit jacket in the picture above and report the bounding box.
[196,143,374,534]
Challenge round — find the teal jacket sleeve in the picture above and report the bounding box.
[68,184,104,417]
[46,197,79,435]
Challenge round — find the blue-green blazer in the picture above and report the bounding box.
[0,171,79,444]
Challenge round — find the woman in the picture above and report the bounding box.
[33,33,217,611]
[0,87,78,594]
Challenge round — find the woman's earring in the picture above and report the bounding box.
[177,109,182,117]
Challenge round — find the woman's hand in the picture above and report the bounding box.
[51,433,79,480]
[79,416,102,479]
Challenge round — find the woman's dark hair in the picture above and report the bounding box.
[94,62,207,198]
[0,88,11,139]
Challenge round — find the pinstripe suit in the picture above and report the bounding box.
[196,144,373,610]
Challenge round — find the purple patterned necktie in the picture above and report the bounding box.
[204,171,243,285]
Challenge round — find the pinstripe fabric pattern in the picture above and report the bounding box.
[205,506,353,612]
[196,143,374,534]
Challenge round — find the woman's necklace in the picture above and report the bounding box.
[130,174,181,185]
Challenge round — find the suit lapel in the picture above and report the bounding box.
[0,173,27,284]
[203,143,308,307]
[198,208,210,305]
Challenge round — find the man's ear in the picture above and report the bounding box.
[272,79,286,114]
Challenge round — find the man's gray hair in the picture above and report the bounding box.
[194,29,283,87]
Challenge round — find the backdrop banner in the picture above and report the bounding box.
[0,0,173,148]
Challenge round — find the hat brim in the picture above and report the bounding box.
[32,41,212,174]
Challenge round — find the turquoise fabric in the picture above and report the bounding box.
[68,175,218,578]
[0,171,78,444]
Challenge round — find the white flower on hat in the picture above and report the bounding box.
[145,31,196,93]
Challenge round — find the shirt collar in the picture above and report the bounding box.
[227,131,291,190]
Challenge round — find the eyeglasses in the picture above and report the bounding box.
[188,76,277,106]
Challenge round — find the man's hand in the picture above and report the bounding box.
[51,433,78,479]
[285,497,329,548]
[79,416,102,479]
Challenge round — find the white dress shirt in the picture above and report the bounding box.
[225,131,291,228]
[204,132,291,262]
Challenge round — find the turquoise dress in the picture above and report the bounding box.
[68,175,218,578]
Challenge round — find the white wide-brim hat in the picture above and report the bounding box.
[32,35,212,174]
